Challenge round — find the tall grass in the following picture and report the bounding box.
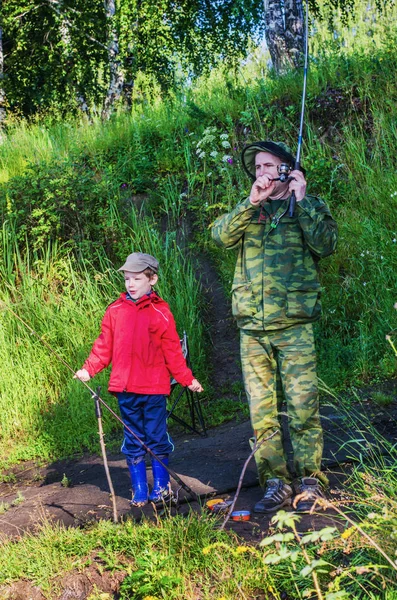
[0,209,206,467]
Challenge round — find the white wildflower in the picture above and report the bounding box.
[221,140,231,149]
[222,155,232,162]
[210,151,218,159]
[220,133,229,140]
[197,151,206,159]
[207,172,213,177]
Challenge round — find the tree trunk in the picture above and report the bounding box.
[263,0,304,72]
[284,0,304,66]
[0,25,6,126]
[102,0,124,120]
[58,1,89,115]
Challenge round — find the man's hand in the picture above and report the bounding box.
[74,368,91,382]
[188,378,204,392]
[249,175,275,206]
[288,170,307,202]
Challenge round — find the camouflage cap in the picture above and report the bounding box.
[241,141,301,181]
[118,252,159,273]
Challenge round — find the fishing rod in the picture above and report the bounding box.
[289,0,309,218]
[0,299,200,503]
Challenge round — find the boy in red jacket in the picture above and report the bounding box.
[75,252,203,506]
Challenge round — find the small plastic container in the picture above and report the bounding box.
[206,499,233,513]
[231,510,251,521]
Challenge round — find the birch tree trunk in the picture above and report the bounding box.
[263,0,304,72]
[0,25,6,126]
[58,1,89,115]
[102,0,124,120]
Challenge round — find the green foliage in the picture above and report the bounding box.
[203,397,250,428]
[119,554,182,599]
[1,0,264,117]
[1,0,397,463]
[0,216,207,466]
[1,157,123,253]
[1,0,107,116]
[0,514,264,598]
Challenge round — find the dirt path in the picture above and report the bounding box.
[193,251,242,395]
[1,396,396,541]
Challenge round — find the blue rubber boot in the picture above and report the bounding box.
[127,458,148,507]
[149,455,171,503]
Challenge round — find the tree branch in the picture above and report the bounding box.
[219,430,277,530]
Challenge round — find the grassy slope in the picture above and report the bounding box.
[0,3,396,468]
[0,4,397,600]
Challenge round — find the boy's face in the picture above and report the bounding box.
[123,271,158,300]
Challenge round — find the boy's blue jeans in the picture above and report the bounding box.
[117,392,174,463]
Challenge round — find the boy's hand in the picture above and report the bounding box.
[74,368,91,382]
[188,378,203,392]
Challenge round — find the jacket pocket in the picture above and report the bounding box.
[232,282,257,318]
[286,290,320,320]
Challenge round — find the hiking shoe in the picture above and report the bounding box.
[293,477,325,513]
[253,478,293,514]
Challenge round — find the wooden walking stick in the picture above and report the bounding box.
[94,386,118,523]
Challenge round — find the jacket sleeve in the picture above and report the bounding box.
[211,197,257,249]
[161,312,194,387]
[296,195,338,258]
[82,309,114,377]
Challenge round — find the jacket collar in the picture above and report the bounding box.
[121,291,163,308]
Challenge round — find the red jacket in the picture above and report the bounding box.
[83,292,194,395]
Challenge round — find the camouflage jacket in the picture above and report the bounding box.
[211,195,338,331]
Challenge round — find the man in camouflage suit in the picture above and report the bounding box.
[211,141,338,513]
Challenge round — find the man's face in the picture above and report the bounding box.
[123,271,158,300]
[254,151,283,180]
[254,151,291,197]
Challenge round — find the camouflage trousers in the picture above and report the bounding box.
[240,324,323,487]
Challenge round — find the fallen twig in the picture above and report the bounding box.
[219,430,277,530]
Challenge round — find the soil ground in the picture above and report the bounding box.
[1,396,396,541]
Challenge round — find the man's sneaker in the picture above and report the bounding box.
[293,477,325,513]
[253,478,293,514]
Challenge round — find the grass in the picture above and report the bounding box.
[0,513,267,599]
[1,450,397,599]
[0,0,396,472]
[0,210,208,467]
